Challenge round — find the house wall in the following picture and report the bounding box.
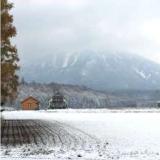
[21,99,39,110]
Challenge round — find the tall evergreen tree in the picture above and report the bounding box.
[1,0,19,105]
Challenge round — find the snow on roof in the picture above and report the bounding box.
[21,96,39,104]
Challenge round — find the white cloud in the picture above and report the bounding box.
[141,19,160,45]
[11,0,160,64]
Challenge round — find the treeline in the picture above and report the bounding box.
[12,82,160,109]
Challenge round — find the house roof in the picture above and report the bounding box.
[21,96,39,104]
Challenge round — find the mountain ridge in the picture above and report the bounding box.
[20,51,160,91]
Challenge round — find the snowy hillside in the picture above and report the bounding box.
[21,51,160,90]
[14,83,160,109]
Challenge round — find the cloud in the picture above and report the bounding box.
[11,0,160,63]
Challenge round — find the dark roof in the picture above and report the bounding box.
[53,95,64,98]
[53,91,64,98]
[21,96,39,104]
[54,91,63,96]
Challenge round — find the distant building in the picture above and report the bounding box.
[48,92,67,109]
[21,96,39,110]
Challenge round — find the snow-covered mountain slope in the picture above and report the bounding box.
[21,51,160,90]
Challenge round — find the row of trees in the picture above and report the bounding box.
[1,0,19,105]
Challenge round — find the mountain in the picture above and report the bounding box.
[20,51,160,91]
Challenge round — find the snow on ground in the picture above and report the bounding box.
[1,109,160,160]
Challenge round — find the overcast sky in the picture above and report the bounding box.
[12,0,160,64]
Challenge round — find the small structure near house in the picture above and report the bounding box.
[48,91,67,109]
[21,96,39,110]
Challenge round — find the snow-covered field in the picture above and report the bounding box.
[1,109,160,160]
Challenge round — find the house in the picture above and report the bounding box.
[21,96,39,110]
[48,92,67,109]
